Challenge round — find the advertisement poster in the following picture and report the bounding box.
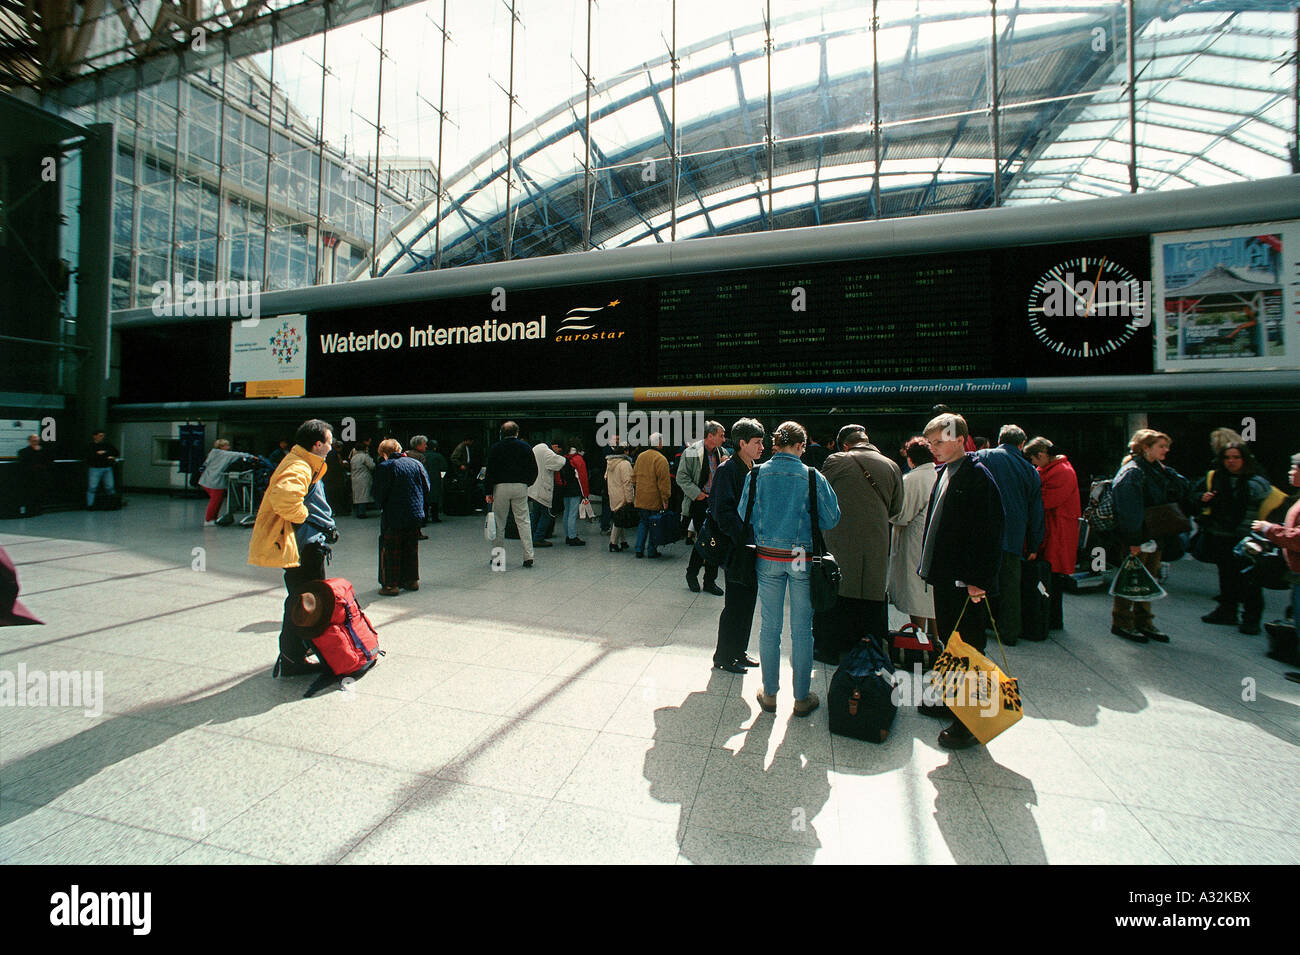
[0,419,40,458]
[229,315,307,397]
[1153,222,1296,371]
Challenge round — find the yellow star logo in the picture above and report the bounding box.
[608,299,620,307]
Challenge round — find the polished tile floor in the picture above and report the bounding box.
[2,497,1297,864]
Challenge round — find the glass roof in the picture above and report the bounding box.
[358,1,1294,276]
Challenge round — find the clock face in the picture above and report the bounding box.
[1026,256,1148,359]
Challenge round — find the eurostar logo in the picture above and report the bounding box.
[554,300,626,344]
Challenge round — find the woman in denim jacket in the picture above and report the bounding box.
[738,421,841,716]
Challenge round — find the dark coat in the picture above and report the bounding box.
[975,443,1044,556]
[708,455,756,564]
[424,451,449,503]
[821,444,903,600]
[920,453,1005,593]
[484,437,539,491]
[373,454,430,532]
[1112,456,1189,548]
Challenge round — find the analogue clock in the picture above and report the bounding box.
[1026,256,1147,359]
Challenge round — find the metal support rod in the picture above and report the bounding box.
[170,57,182,280]
[263,17,276,287]
[582,0,593,250]
[434,0,448,269]
[1127,0,1138,193]
[503,0,518,261]
[765,0,774,230]
[370,1,386,277]
[871,0,881,219]
[313,12,328,284]
[128,66,142,306]
[1293,7,1299,173]
[989,0,1001,206]
[216,38,228,282]
[670,0,678,242]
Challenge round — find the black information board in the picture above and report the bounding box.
[306,284,648,398]
[117,235,1152,403]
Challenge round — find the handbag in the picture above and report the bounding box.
[1234,533,1290,591]
[1109,553,1167,600]
[693,514,731,566]
[612,503,640,528]
[929,599,1022,744]
[888,622,943,670]
[807,470,841,612]
[483,510,497,541]
[728,468,759,588]
[578,499,595,521]
[1143,502,1191,538]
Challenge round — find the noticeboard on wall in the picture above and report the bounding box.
[229,315,307,398]
[1152,221,1296,372]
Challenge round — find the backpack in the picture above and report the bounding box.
[1083,478,1115,531]
[302,578,384,697]
[828,637,898,744]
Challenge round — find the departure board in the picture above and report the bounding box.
[116,235,1152,403]
[654,253,995,386]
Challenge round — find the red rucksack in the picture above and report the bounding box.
[302,578,383,697]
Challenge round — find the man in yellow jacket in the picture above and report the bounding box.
[249,419,338,676]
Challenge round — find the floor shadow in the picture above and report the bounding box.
[931,753,1045,865]
[644,673,833,864]
[0,668,300,830]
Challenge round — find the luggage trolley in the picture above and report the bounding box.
[225,471,258,526]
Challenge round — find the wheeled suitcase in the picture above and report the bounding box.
[828,637,897,744]
[1020,558,1051,641]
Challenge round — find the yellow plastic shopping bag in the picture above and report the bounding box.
[930,601,1023,744]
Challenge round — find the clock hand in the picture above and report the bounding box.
[1053,275,1091,313]
[1082,257,1107,317]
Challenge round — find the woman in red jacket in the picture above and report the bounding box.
[1025,437,1081,631]
[559,436,592,546]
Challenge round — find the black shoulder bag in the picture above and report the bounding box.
[727,467,760,588]
[808,470,842,612]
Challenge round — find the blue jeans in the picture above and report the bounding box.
[562,496,581,539]
[636,508,659,556]
[529,498,555,542]
[756,558,813,700]
[87,466,114,506]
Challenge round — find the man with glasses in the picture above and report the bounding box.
[679,421,730,595]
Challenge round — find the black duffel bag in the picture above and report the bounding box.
[828,636,897,744]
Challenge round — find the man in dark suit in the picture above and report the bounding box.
[709,418,766,673]
[975,424,1045,645]
[918,412,1005,750]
